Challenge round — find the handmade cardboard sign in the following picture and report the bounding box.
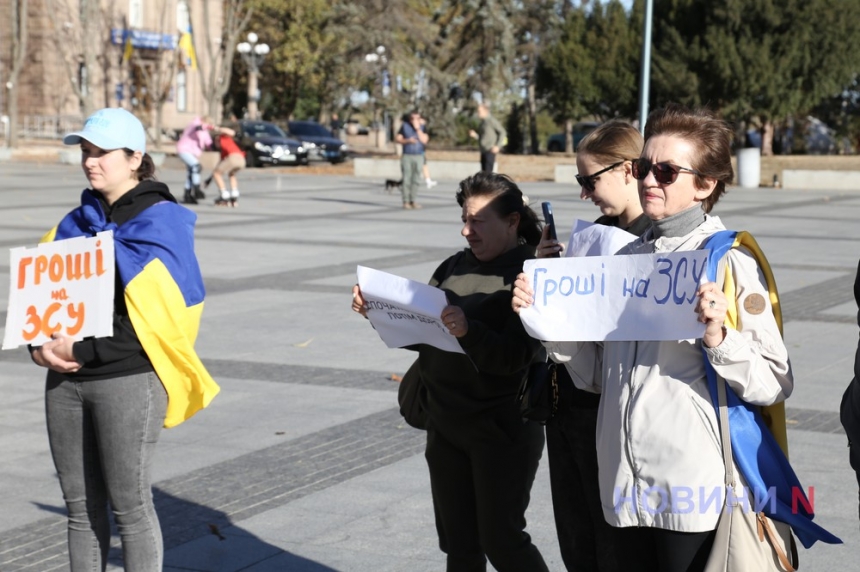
[519,250,709,342]
[356,265,464,354]
[3,232,115,350]
[566,219,639,257]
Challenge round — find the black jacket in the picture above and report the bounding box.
[840,260,860,501]
[68,181,178,380]
[417,244,542,419]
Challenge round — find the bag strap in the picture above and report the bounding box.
[716,374,734,488]
[757,513,799,572]
[717,373,798,572]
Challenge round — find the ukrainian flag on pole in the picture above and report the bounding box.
[122,30,134,64]
[178,24,198,70]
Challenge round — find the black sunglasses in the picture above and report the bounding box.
[632,158,702,185]
[575,161,625,193]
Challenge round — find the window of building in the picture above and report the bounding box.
[129,0,143,28]
[177,0,190,32]
[177,70,187,111]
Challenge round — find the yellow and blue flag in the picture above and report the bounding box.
[45,190,219,428]
[703,230,840,548]
[122,30,134,64]
[178,26,198,70]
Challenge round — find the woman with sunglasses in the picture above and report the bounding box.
[514,104,792,571]
[535,120,651,572]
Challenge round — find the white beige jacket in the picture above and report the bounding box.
[545,215,793,532]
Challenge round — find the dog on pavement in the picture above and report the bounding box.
[384,179,402,193]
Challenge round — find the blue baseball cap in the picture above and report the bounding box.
[63,108,147,153]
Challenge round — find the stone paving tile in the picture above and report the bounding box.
[0,408,422,571]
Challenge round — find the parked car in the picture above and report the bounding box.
[345,119,370,135]
[235,120,308,167]
[287,120,349,163]
[546,121,600,152]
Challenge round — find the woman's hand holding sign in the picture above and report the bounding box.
[441,304,469,338]
[512,273,534,314]
[30,333,82,373]
[697,281,728,348]
[351,284,368,318]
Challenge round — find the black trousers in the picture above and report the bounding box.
[425,412,548,572]
[546,370,653,571]
[480,151,496,173]
[547,368,713,572]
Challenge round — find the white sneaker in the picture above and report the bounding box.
[426,179,438,189]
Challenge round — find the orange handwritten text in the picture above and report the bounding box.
[17,240,107,289]
[21,302,87,341]
[51,288,69,300]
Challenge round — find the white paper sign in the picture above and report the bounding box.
[3,232,115,349]
[357,266,464,354]
[519,251,709,342]
[566,219,639,257]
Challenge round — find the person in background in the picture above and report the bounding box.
[469,103,506,173]
[423,156,437,188]
[209,126,245,207]
[419,117,438,188]
[535,120,651,572]
[840,260,860,522]
[329,112,343,139]
[352,172,549,571]
[32,107,219,571]
[176,116,214,204]
[395,110,429,209]
[513,104,794,571]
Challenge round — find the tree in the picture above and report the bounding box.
[127,0,181,147]
[436,0,518,101]
[511,1,567,154]
[535,2,640,152]
[241,0,336,119]
[584,0,640,120]
[44,0,103,117]
[535,6,596,152]
[195,0,253,119]
[7,0,29,148]
[651,0,860,154]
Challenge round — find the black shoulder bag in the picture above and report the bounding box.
[517,358,558,424]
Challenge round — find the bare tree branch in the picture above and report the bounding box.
[197,0,253,118]
[7,0,29,147]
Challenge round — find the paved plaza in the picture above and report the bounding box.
[1,159,859,570]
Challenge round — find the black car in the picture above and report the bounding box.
[235,120,308,167]
[287,120,349,163]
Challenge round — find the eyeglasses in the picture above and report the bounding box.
[632,158,702,185]
[575,161,625,193]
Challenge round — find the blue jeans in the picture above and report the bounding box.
[45,370,168,572]
[177,152,201,190]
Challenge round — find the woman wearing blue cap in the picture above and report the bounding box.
[29,107,219,571]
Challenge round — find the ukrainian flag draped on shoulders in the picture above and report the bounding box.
[702,230,840,548]
[44,189,219,428]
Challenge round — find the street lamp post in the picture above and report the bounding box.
[364,45,388,149]
[237,32,270,120]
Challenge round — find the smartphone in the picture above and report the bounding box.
[541,201,560,257]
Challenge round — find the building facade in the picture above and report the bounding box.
[0,0,224,141]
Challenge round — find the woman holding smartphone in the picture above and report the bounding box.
[535,120,651,572]
[514,105,794,571]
